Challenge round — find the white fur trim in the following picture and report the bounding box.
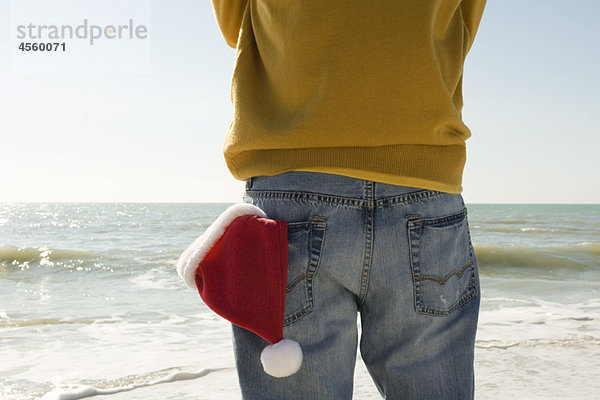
[260,339,303,378]
[176,203,267,290]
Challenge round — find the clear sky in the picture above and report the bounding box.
[0,0,598,203]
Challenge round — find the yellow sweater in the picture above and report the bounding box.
[212,0,486,193]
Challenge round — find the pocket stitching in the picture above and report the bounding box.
[417,259,474,285]
[408,209,478,316]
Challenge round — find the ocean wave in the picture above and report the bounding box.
[39,367,228,400]
[472,225,576,234]
[473,243,599,270]
[0,318,118,328]
[0,246,98,264]
[475,219,530,225]
[129,267,183,290]
[571,242,600,256]
[476,335,600,350]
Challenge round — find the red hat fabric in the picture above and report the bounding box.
[195,213,287,344]
[176,203,303,378]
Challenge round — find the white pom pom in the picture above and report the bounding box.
[260,339,303,378]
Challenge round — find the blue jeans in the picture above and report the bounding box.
[233,172,480,399]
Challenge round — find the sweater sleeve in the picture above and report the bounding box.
[460,0,487,53]
[211,0,249,48]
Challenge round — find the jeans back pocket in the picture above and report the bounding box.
[408,209,478,316]
[284,216,326,325]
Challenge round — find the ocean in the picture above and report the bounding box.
[1,203,599,399]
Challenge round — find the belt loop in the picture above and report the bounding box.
[364,181,374,202]
[245,177,254,191]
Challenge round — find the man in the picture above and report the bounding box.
[211,1,486,398]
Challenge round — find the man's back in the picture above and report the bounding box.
[213,0,486,193]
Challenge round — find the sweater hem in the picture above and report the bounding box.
[225,144,466,194]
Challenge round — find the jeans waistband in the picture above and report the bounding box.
[246,172,438,201]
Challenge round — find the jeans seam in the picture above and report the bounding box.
[283,217,327,326]
[246,191,364,207]
[358,182,375,308]
[245,189,444,207]
[375,189,445,207]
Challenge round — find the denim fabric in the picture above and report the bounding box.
[233,172,480,400]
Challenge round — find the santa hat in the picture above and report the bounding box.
[176,203,302,378]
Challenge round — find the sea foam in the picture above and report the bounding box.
[40,368,220,400]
